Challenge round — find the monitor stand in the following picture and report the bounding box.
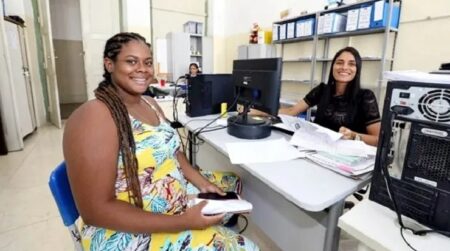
[227,111,271,139]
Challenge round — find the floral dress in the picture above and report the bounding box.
[80,99,259,251]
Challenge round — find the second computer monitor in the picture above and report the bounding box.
[227,58,282,139]
[232,58,282,116]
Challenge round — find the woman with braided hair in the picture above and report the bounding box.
[63,32,259,250]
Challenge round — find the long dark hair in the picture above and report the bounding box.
[189,62,201,74]
[317,46,362,121]
[94,32,150,208]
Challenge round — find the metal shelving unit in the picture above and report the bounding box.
[273,0,401,120]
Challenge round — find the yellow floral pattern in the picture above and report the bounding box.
[81,112,259,251]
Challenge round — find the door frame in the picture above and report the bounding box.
[36,0,61,128]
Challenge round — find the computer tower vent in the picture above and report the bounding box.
[418,89,450,122]
[371,80,450,235]
[407,131,450,181]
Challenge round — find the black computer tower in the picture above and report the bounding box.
[186,74,236,117]
[370,80,450,235]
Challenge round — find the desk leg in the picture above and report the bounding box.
[188,131,197,167]
[324,199,344,251]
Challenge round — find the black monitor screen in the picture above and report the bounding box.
[232,58,282,116]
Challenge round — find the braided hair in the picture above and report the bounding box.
[94,32,150,208]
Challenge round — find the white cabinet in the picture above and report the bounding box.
[166,32,212,81]
[1,18,36,151]
[237,44,277,59]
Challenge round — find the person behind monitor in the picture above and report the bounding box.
[280,46,381,146]
[189,62,201,77]
[63,32,259,250]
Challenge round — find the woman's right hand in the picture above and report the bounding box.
[182,200,225,229]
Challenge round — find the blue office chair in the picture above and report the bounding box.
[49,162,83,251]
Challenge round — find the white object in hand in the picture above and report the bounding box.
[191,198,253,215]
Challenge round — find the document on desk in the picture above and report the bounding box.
[226,138,305,164]
[289,121,375,157]
[306,151,375,179]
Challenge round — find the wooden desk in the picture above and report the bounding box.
[178,113,371,251]
[339,200,450,251]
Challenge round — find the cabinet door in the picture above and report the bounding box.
[5,22,34,138]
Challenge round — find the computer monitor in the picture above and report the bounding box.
[227,58,282,139]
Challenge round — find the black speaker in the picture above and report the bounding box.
[370,80,450,235]
[186,74,235,117]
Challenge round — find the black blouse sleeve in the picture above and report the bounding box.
[360,89,381,126]
[303,83,326,107]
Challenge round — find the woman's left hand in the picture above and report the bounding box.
[200,183,226,195]
[339,126,355,140]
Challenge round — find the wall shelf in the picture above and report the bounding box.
[273,0,401,120]
[166,32,212,81]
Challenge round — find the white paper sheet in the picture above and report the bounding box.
[290,121,375,157]
[374,1,384,21]
[226,138,304,164]
[278,114,303,132]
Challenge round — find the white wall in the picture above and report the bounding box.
[49,0,82,40]
[217,0,325,72]
[3,0,25,16]
[122,0,151,42]
[393,0,450,72]
[223,0,324,35]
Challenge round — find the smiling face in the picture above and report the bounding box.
[332,51,357,86]
[104,40,153,96]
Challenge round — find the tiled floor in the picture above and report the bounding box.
[0,124,360,251]
[0,125,73,251]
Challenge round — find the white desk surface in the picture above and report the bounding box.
[178,113,370,212]
[339,200,450,251]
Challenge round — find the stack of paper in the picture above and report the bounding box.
[305,151,375,179]
[287,119,376,178]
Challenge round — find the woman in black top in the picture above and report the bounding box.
[280,47,381,146]
[189,63,200,77]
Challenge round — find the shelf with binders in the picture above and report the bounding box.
[272,0,401,120]
[273,35,314,44]
[317,27,398,39]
